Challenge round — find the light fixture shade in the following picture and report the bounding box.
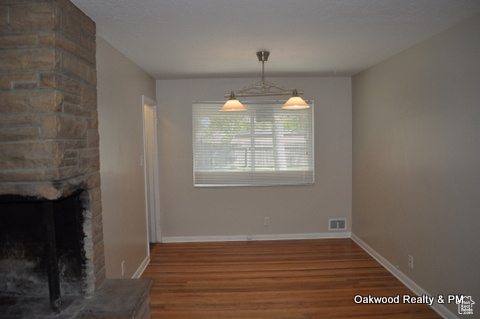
[220,92,247,111]
[282,89,310,109]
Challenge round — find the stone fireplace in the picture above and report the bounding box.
[0,191,94,314]
[1,1,151,317]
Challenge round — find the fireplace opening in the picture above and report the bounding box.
[0,191,88,316]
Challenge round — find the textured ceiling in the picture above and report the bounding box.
[70,0,480,79]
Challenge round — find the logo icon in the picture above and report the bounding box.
[458,296,475,315]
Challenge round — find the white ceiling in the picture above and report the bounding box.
[70,0,480,80]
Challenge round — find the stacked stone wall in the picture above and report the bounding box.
[0,0,105,290]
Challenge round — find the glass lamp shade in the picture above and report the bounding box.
[220,92,247,111]
[282,89,310,109]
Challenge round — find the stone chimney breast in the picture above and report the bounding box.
[0,0,99,201]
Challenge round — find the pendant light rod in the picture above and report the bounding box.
[224,91,304,98]
[224,51,304,98]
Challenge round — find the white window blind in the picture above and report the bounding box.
[193,101,314,187]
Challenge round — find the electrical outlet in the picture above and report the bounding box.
[408,255,414,269]
[264,217,270,226]
[121,260,125,276]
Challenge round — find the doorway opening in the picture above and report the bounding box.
[142,96,161,243]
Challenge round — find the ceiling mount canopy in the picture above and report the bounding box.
[221,51,309,111]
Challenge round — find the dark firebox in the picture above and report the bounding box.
[0,191,87,315]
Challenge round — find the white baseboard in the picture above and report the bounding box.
[132,254,150,279]
[162,232,351,243]
[351,233,458,319]
[255,232,351,241]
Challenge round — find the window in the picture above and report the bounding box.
[193,101,314,187]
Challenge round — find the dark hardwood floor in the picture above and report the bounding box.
[142,239,441,318]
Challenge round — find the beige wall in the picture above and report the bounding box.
[156,77,352,240]
[352,13,480,315]
[97,36,156,278]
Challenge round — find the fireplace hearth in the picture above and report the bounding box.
[0,191,152,318]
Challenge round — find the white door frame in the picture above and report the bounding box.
[142,95,161,243]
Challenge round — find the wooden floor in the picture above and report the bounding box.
[142,239,441,318]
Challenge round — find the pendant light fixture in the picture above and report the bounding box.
[220,92,247,111]
[221,51,309,111]
[282,89,310,109]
